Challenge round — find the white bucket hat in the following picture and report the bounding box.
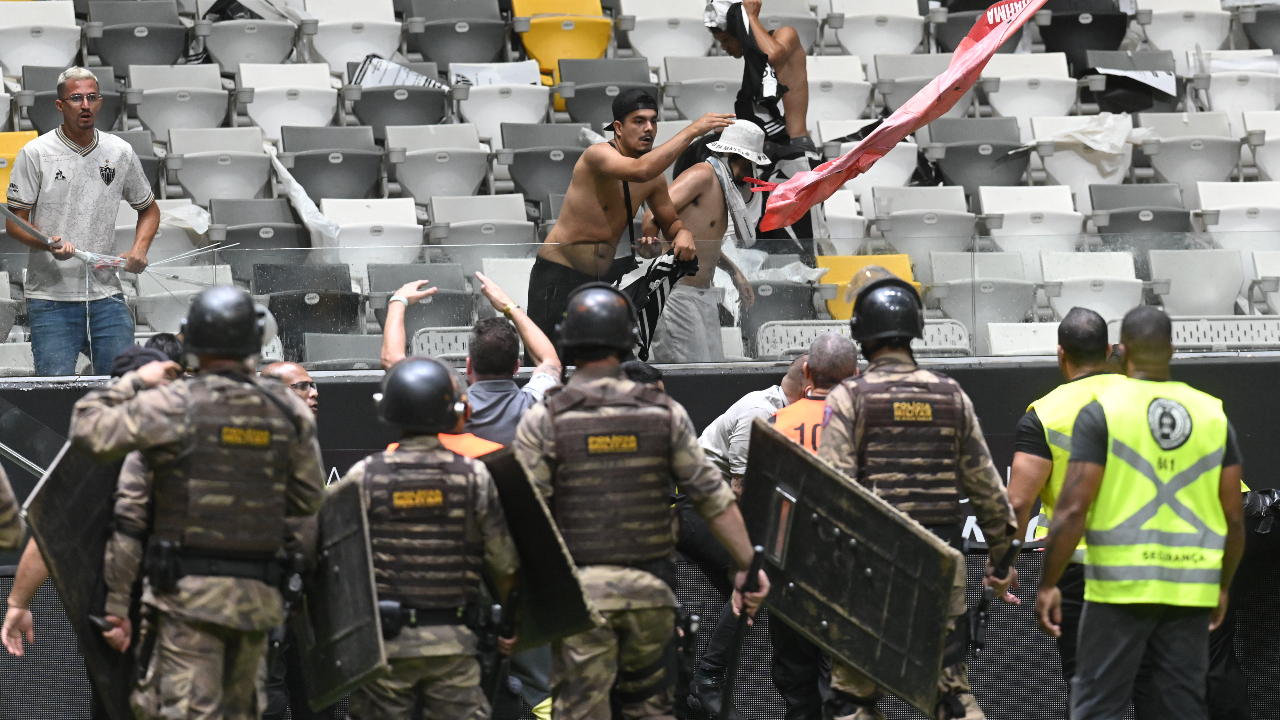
[706,120,770,166]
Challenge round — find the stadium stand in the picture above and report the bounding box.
[126,64,230,140]
[0,1,80,79]
[405,0,508,66]
[166,126,273,207]
[86,1,188,76]
[18,65,120,134]
[344,61,450,141]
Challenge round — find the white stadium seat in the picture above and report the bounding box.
[621,0,715,81]
[320,198,424,276]
[304,0,405,80]
[981,54,1077,144]
[0,1,80,78]
[238,63,338,142]
[979,185,1083,282]
[1041,251,1144,322]
[664,56,744,121]
[1138,112,1241,209]
[865,186,975,283]
[806,56,873,134]
[167,127,273,207]
[830,0,924,82]
[1190,50,1280,139]
[387,124,490,204]
[1032,114,1134,215]
[428,194,538,277]
[1149,249,1245,316]
[1137,0,1231,77]
[127,65,230,141]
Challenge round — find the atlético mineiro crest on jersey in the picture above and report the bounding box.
[99,161,115,187]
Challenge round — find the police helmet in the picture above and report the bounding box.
[847,267,924,343]
[376,357,466,434]
[182,286,265,357]
[556,283,639,353]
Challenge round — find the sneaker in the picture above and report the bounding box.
[687,675,724,718]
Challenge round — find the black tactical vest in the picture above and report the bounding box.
[150,375,297,559]
[849,373,966,527]
[363,449,483,609]
[547,381,676,566]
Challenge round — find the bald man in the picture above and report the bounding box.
[261,362,318,414]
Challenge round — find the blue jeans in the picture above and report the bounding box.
[28,296,135,376]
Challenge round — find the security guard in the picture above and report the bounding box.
[70,285,325,720]
[1036,306,1246,720]
[513,283,768,720]
[342,356,520,720]
[1007,307,1119,690]
[816,268,1016,720]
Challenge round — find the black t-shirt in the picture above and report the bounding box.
[1070,400,1242,468]
[1014,408,1052,459]
[724,2,788,142]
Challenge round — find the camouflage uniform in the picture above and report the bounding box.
[816,350,1015,716]
[341,435,521,720]
[0,464,24,551]
[514,367,737,720]
[73,370,325,720]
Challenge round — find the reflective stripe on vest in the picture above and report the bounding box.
[1085,379,1228,607]
[1029,373,1122,561]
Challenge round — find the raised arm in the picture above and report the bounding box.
[743,0,798,66]
[586,113,734,184]
[70,362,183,461]
[380,280,439,369]
[475,271,561,375]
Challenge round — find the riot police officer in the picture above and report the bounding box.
[513,283,769,720]
[342,356,521,720]
[815,269,1017,720]
[70,285,325,720]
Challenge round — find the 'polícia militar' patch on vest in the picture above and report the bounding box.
[393,488,444,508]
[220,426,271,447]
[586,434,639,454]
[1147,398,1193,450]
[893,401,934,422]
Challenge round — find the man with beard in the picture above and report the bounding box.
[642,122,765,364]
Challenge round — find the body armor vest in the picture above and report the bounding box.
[150,375,297,559]
[363,449,482,609]
[850,373,966,527]
[548,382,676,566]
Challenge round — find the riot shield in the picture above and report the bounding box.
[739,419,962,716]
[480,449,600,650]
[25,441,135,720]
[292,477,389,710]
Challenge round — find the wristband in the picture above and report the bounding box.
[389,295,409,308]
[502,302,518,318]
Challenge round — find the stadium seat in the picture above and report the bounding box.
[0,1,80,79]
[980,53,1077,144]
[930,255,1036,356]
[745,280,820,357]
[1137,111,1240,209]
[0,132,38,206]
[935,5,1021,55]
[208,199,310,282]
[0,343,34,379]
[114,199,201,266]
[238,63,339,142]
[344,61,449,142]
[428,194,538,277]
[497,122,589,219]
[368,262,474,338]
[1149,249,1245,316]
[664,56,744,121]
[450,60,552,153]
[924,118,1028,199]
[829,0,924,82]
[822,189,866,254]
[1041,250,1144,322]
[304,0,406,79]
[1090,180,1192,246]
[1196,181,1280,287]
[866,186,975,284]
[511,0,613,89]
[1190,50,1280,140]
[620,0,714,81]
[135,265,234,333]
[1086,50,1179,115]
[406,0,508,66]
[979,185,1083,282]
[815,254,915,319]
[253,263,362,361]
[1136,0,1230,77]
[1252,250,1280,313]
[817,119,917,200]
[302,333,383,370]
[167,127,272,207]
[126,65,230,141]
[86,1,188,78]
[930,251,1025,283]
[558,58,659,130]
[756,0,819,54]
[18,66,122,135]
[108,130,162,197]
[653,118,692,182]
[197,11,299,74]
[320,198,423,277]
[1036,0,1128,78]
[876,54,976,121]
[987,322,1059,355]
[1031,114,1133,215]
[387,124,489,204]
[279,125,384,202]
[481,257,536,308]
[806,56,873,132]
[1245,111,1280,181]
[1242,6,1280,56]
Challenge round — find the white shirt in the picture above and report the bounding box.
[698,384,789,477]
[7,128,153,301]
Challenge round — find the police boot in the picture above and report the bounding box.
[828,691,885,720]
[935,692,984,720]
[687,675,725,718]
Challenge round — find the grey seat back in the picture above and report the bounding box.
[408,0,502,22]
[558,58,652,86]
[88,0,181,25]
[1086,50,1176,74]
[254,263,352,294]
[210,199,301,226]
[23,66,121,133]
[347,61,440,82]
[107,130,156,158]
[281,126,379,152]
[929,117,1020,145]
[1090,183,1183,211]
[501,123,588,149]
[368,263,467,291]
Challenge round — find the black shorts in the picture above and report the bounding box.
[525,255,636,349]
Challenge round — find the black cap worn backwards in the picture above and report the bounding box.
[606,88,659,132]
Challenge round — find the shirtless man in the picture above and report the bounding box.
[643,122,768,363]
[526,88,734,345]
[706,0,812,150]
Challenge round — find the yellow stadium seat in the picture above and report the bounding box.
[817,254,919,320]
[512,0,613,108]
[0,132,38,204]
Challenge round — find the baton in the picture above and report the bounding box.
[483,589,520,704]
[720,545,765,720]
[972,538,1022,653]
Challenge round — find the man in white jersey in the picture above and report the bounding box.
[5,67,158,376]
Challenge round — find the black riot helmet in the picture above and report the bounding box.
[556,283,639,355]
[376,357,466,434]
[182,285,265,357]
[847,267,924,344]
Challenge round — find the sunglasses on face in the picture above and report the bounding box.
[289,381,317,392]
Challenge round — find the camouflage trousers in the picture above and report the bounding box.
[131,612,269,720]
[552,606,676,720]
[830,558,980,716]
[348,653,489,720]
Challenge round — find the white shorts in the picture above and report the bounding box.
[649,284,725,364]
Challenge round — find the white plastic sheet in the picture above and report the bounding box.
[1041,113,1156,174]
[262,142,340,248]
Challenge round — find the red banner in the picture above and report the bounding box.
[754,0,1050,231]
